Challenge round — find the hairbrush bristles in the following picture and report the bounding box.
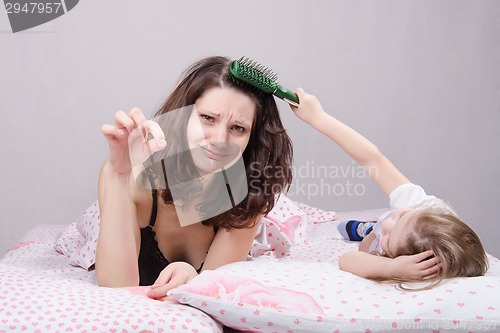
[228,66,266,96]
[238,57,279,82]
[229,56,299,107]
[229,57,277,93]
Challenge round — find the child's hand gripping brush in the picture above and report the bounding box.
[229,57,299,107]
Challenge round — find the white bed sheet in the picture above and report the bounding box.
[1,207,500,333]
[0,225,223,333]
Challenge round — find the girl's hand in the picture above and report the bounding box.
[146,262,198,300]
[390,250,441,281]
[101,108,167,174]
[289,88,328,125]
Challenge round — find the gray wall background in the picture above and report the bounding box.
[1,1,499,258]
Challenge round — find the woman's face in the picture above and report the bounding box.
[187,87,256,174]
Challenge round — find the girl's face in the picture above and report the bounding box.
[187,87,256,174]
[379,208,415,257]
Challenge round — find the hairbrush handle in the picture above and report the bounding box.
[273,85,299,107]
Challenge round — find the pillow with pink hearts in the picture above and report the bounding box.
[249,194,336,260]
[54,201,100,269]
[169,259,500,333]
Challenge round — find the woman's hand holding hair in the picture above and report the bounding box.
[101,108,167,174]
[146,262,198,301]
[390,250,441,281]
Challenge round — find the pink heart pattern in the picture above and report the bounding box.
[2,204,500,333]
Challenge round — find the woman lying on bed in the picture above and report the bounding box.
[96,56,293,298]
[291,88,488,288]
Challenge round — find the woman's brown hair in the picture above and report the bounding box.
[143,56,293,229]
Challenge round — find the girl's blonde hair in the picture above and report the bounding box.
[385,208,488,290]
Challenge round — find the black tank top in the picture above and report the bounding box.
[138,190,218,286]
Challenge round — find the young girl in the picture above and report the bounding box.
[96,56,293,298]
[291,87,488,288]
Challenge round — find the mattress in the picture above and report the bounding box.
[1,198,499,333]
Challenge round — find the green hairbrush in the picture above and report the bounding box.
[229,57,299,107]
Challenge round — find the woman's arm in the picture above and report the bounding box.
[96,161,142,287]
[291,88,409,195]
[146,217,261,299]
[95,108,166,287]
[202,219,261,270]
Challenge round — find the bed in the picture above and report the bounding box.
[1,195,499,333]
